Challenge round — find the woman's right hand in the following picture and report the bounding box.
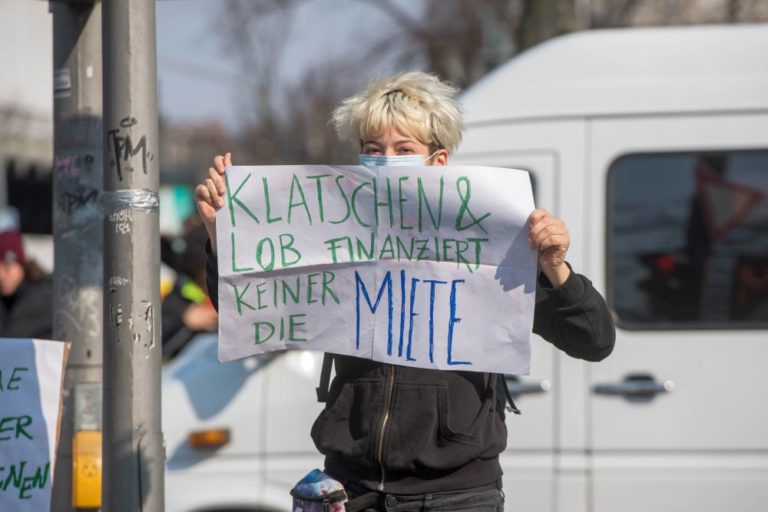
[194,152,231,254]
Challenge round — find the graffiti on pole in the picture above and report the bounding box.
[106,117,155,181]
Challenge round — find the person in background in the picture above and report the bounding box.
[161,222,218,359]
[195,72,615,511]
[0,208,52,339]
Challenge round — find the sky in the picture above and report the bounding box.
[155,0,239,124]
[0,1,53,116]
[0,0,421,127]
[155,0,420,128]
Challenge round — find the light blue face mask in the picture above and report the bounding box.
[358,151,438,167]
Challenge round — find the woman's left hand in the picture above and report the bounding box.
[529,208,571,287]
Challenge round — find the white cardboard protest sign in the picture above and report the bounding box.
[216,165,537,374]
[0,338,70,510]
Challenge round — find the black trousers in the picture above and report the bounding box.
[345,482,505,512]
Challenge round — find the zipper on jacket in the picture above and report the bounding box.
[376,364,396,491]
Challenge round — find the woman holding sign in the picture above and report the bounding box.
[195,72,614,512]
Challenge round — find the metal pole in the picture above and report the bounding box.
[52,2,104,510]
[102,0,164,509]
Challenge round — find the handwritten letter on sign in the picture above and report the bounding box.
[0,338,69,511]
[217,165,537,374]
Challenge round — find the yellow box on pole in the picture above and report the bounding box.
[72,430,102,508]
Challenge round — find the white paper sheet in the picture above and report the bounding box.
[217,165,536,374]
[0,338,69,511]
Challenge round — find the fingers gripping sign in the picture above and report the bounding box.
[528,208,571,287]
[194,152,232,253]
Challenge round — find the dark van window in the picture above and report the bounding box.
[608,151,768,328]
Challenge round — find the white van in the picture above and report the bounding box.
[163,24,768,512]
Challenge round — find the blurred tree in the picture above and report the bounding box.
[199,0,768,166]
[352,0,587,88]
[516,0,585,52]
[218,0,294,163]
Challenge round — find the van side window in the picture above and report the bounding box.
[608,151,768,328]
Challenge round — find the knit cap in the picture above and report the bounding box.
[0,207,26,265]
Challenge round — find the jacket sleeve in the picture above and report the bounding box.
[532,265,615,361]
[205,240,220,312]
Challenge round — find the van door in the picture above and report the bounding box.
[263,352,326,496]
[452,145,559,511]
[587,114,768,512]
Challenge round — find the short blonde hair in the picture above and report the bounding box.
[331,71,463,154]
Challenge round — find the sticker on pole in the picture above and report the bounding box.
[216,165,537,375]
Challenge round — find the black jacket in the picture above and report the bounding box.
[205,247,615,494]
[162,277,212,360]
[0,279,53,339]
